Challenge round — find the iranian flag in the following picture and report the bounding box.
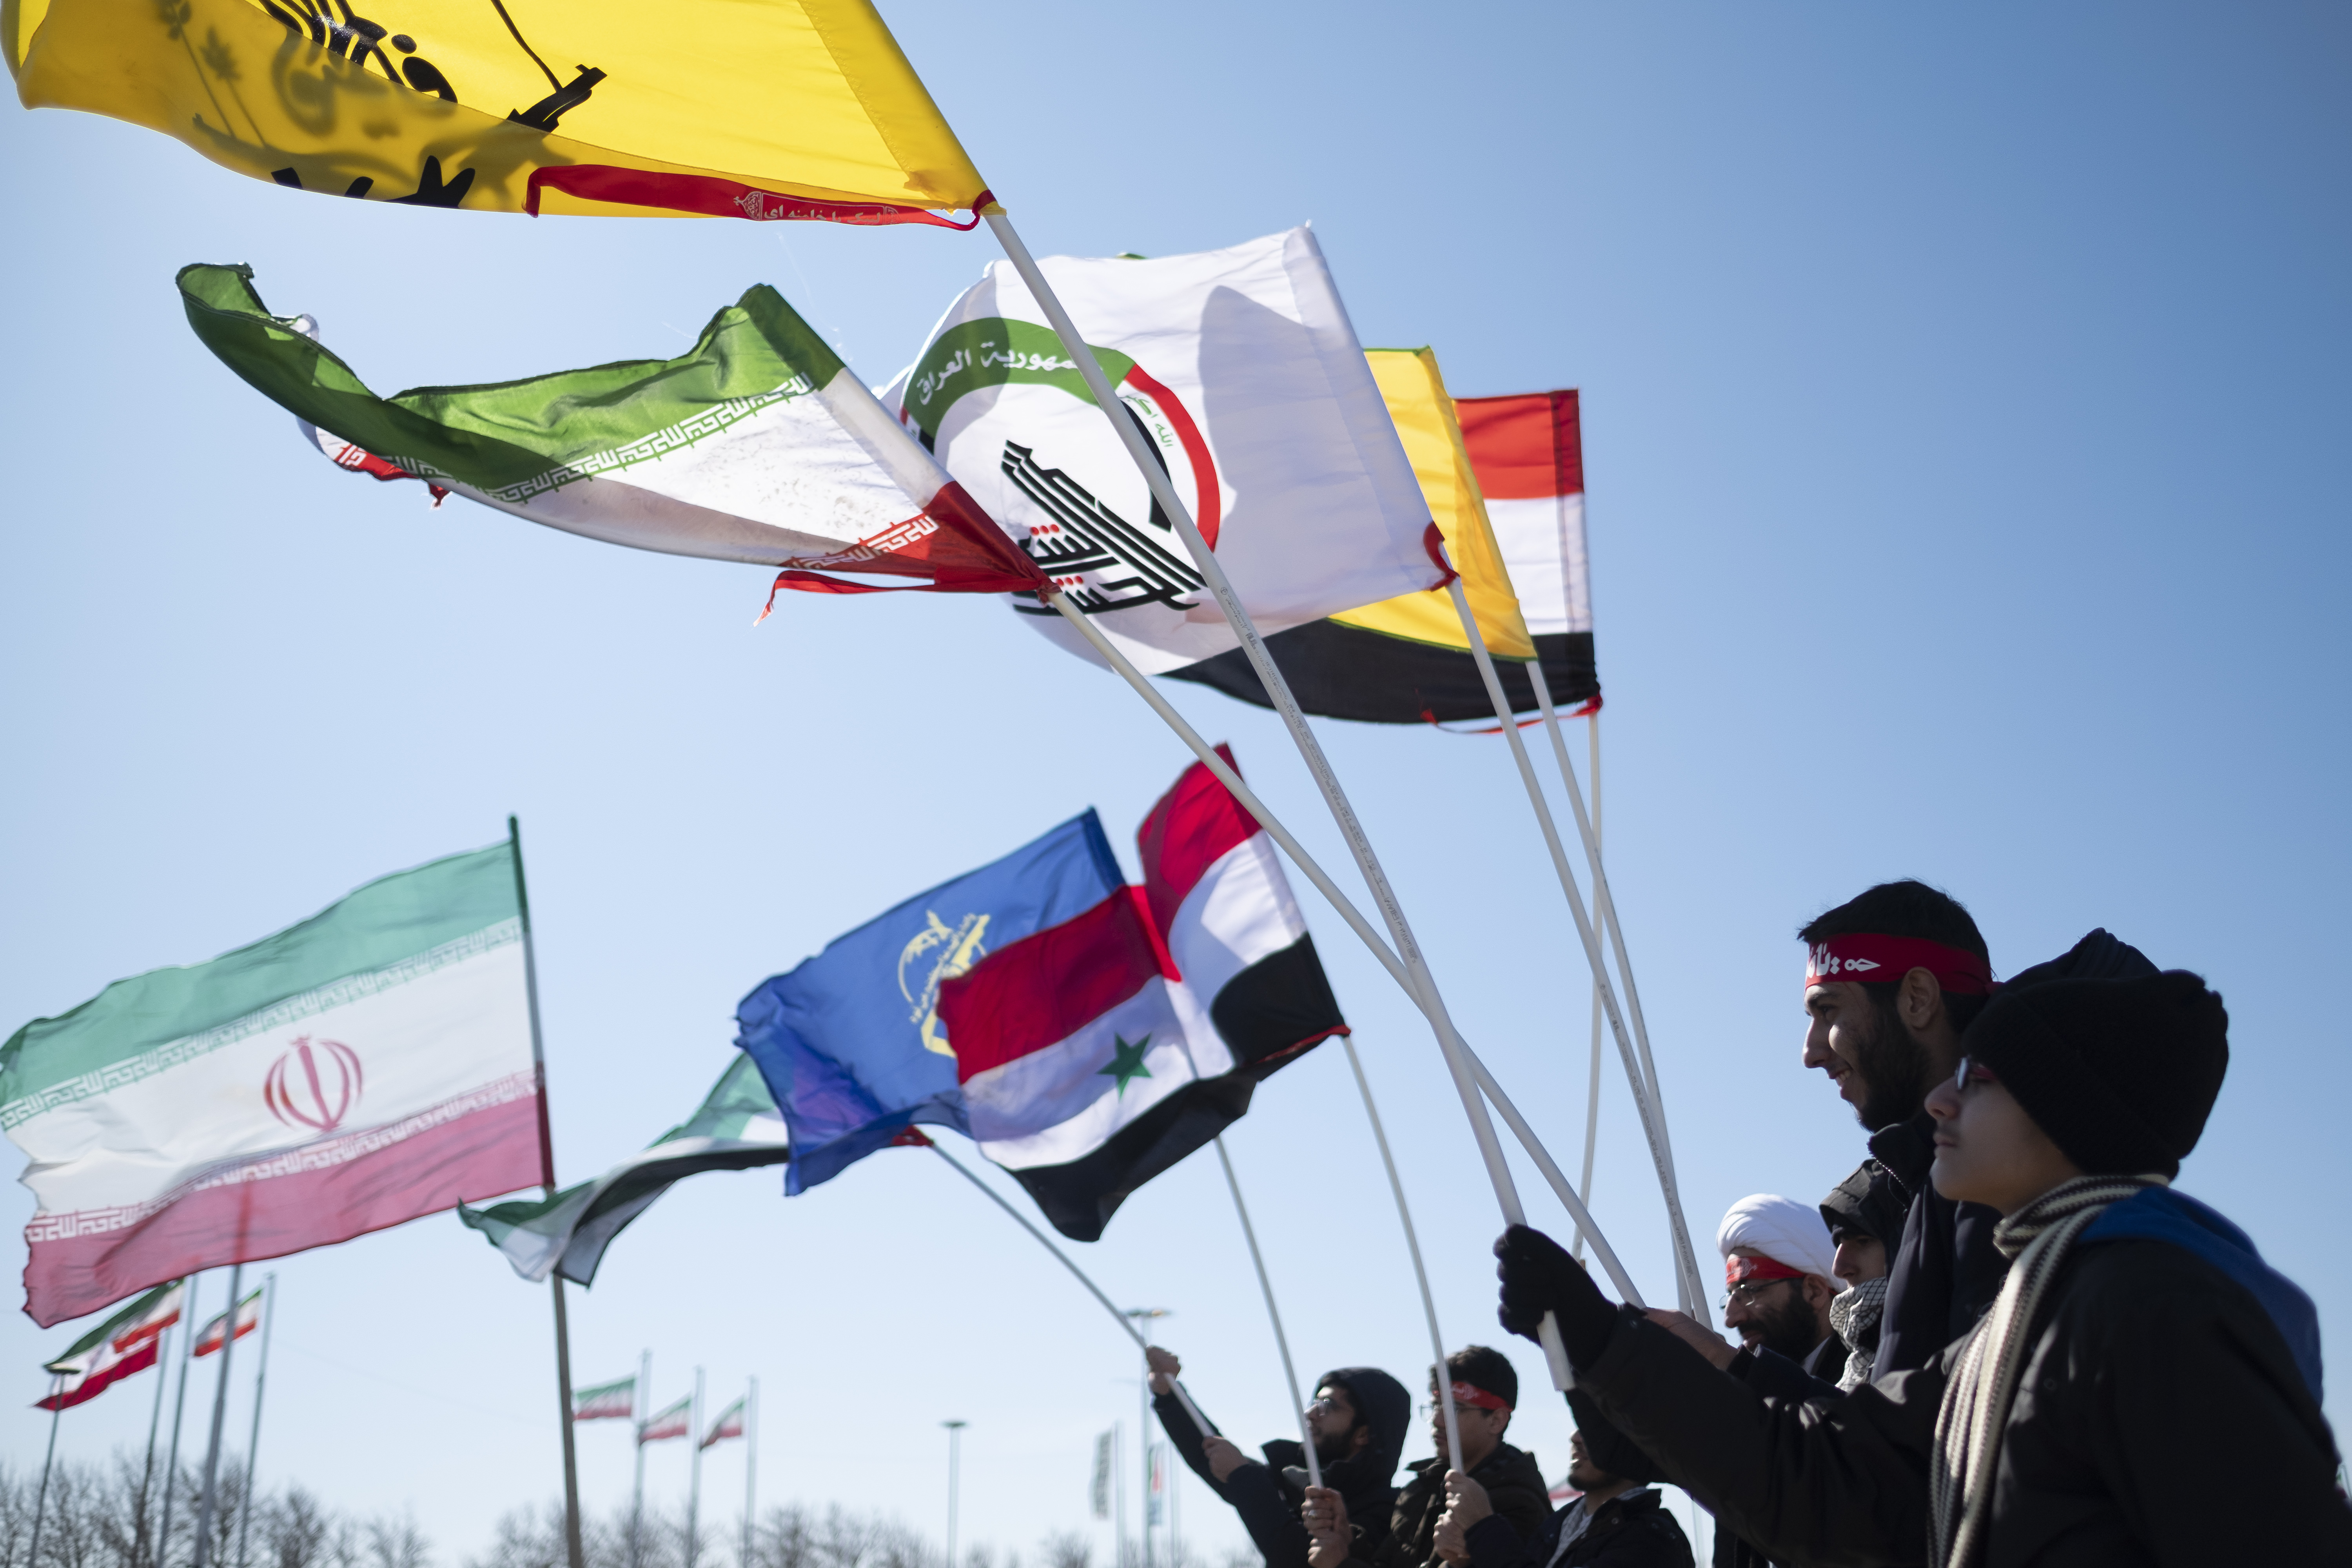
[573,1375,637,1423]
[701,1396,747,1449]
[191,1288,261,1357]
[3,842,547,1326]
[179,265,1045,600]
[640,1395,693,1444]
[35,1279,183,1410]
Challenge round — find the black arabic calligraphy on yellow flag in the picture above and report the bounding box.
[4,0,991,221]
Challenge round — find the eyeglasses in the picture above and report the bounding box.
[1952,1055,1998,1096]
[1718,1276,1802,1312]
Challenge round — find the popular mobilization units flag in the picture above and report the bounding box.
[7,0,990,223]
[886,227,1442,669]
[459,1055,790,1285]
[1,841,546,1326]
[640,1395,693,1444]
[181,265,1044,599]
[1169,348,1544,725]
[573,1375,637,1423]
[192,1287,261,1357]
[940,746,1346,1238]
[701,1396,747,1449]
[35,1279,182,1411]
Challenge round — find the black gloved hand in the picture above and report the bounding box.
[1494,1224,1619,1367]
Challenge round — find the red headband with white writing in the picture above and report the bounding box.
[1448,1381,1512,1414]
[1804,934,1996,996]
[1724,1254,1807,1287]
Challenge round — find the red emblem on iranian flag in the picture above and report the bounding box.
[263,1036,363,1133]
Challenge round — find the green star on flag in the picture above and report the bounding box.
[1099,1034,1154,1096]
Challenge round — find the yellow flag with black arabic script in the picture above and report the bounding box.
[4,0,991,222]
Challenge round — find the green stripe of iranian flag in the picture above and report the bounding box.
[2,843,546,1326]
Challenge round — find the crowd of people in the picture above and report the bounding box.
[1141,882,2350,1566]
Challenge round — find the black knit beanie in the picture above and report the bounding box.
[1960,971,2228,1178]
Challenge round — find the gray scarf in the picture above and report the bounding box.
[1929,1174,2165,1568]
[1829,1276,1889,1392]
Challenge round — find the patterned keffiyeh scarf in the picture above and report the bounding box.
[1929,1174,2167,1568]
[1830,1276,1890,1392]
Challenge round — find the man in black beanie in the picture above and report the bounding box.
[1492,969,2351,1566]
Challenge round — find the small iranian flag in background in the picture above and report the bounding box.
[192,1288,260,1357]
[36,1279,183,1410]
[2,840,548,1326]
[700,1396,746,1449]
[639,1396,693,1445]
[573,1375,637,1423]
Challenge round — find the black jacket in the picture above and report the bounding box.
[1157,1366,1411,1568]
[1464,1488,1693,1568]
[1350,1442,1552,1568]
[1868,1112,2007,1378]
[1569,1236,2350,1566]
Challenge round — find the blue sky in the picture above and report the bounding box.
[4,2,2347,1561]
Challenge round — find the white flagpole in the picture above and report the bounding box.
[1042,593,1640,1312]
[1445,581,1706,1319]
[924,1142,1216,1439]
[632,1351,650,1568]
[741,1379,758,1568]
[159,1272,201,1566]
[232,1273,276,1568]
[688,1367,705,1568]
[140,1312,173,1568]
[1575,714,1604,1267]
[191,1261,243,1568]
[986,211,1569,1405]
[1210,1138,1321,1490]
[29,1379,62,1568]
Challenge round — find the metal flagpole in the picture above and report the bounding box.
[741,1379,758,1568]
[940,1420,966,1568]
[29,1379,62,1568]
[510,816,588,1568]
[1210,1140,1321,1489]
[191,1260,243,1568]
[687,1367,705,1568]
[924,1143,1217,1438]
[1040,596,1640,1305]
[160,1273,201,1568]
[988,210,1570,1401]
[140,1313,174,1568]
[1124,1310,1169,1568]
[632,1351,651,1568]
[1445,581,1707,1319]
[1575,714,1604,1266]
[232,1274,276,1568]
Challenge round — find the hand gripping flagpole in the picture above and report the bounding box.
[987,211,1572,1403]
[925,1140,1216,1440]
[1443,581,1708,1319]
[1044,594,1643,1305]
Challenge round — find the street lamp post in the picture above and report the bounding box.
[942,1421,968,1568]
[1124,1310,1172,1568]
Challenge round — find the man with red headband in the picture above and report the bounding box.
[1302,1347,1550,1568]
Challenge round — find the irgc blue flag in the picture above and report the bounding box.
[736,813,1124,1193]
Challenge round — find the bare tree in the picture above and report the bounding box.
[1036,1535,1088,1568]
[362,1514,428,1568]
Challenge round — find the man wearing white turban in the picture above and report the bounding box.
[1715,1194,1844,1381]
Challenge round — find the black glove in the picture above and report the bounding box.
[1494,1224,1619,1367]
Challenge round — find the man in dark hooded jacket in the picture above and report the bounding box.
[1303,1347,1551,1568]
[1151,1347,1409,1568]
[1442,1429,1691,1568]
[1495,969,2352,1566]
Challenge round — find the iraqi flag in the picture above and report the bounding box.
[885,227,1443,670]
[937,750,1347,1241]
[192,1287,261,1357]
[34,1279,183,1411]
[180,265,1044,601]
[1171,375,1597,725]
[2,842,546,1327]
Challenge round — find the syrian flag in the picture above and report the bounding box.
[192,1288,261,1357]
[3,841,545,1327]
[573,1376,637,1423]
[886,227,1443,673]
[937,749,1347,1240]
[34,1279,183,1411]
[1171,368,1597,725]
[461,1056,789,1286]
[179,265,1045,602]
[640,1395,693,1445]
[701,1396,746,1449]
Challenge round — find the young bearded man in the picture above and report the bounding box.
[1151,1346,1410,1568]
[1301,1347,1550,1568]
[1434,1429,1692,1568]
[1493,969,2350,1565]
